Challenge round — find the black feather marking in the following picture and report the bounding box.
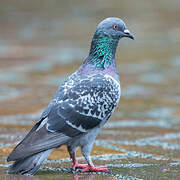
[47,102,101,135]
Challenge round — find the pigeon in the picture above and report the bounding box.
[7,17,134,176]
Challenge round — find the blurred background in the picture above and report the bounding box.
[0,0,180,179]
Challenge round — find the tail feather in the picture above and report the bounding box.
[7,123,71,161]
[7,149,52,176]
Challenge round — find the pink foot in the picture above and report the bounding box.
[73,163,89,170]
[81,165,109,172]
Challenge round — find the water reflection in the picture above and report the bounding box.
[2,172,100,180]
[72,174,98,180]
[2,174,39,180]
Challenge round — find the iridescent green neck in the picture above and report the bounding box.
[88,32,118,70]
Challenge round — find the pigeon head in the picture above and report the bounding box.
[95,17,134,40]
[88,17,134,70]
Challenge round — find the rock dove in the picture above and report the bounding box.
[7,17,134,176]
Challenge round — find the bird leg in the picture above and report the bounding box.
[67,146,88,170]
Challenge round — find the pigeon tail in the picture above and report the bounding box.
[7,149,52,176]
[7,120,71,162]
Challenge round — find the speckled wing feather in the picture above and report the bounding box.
[8,73,120,161]
[46,73,120,134]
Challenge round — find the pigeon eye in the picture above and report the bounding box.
[113,24,118,30]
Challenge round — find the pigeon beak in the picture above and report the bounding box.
[123,29,134,40]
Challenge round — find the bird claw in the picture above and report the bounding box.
[73,163,89,170]
[81,165,109,172]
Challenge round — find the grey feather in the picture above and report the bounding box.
[8,149,52,176]
[7,122,70,161]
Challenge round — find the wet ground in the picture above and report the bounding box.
[0,0,180,179]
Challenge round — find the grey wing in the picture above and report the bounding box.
[47,75,120,134]
[7,75,119,161]
[7,123,70,161]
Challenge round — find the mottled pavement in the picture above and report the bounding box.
[0,1,180,179]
